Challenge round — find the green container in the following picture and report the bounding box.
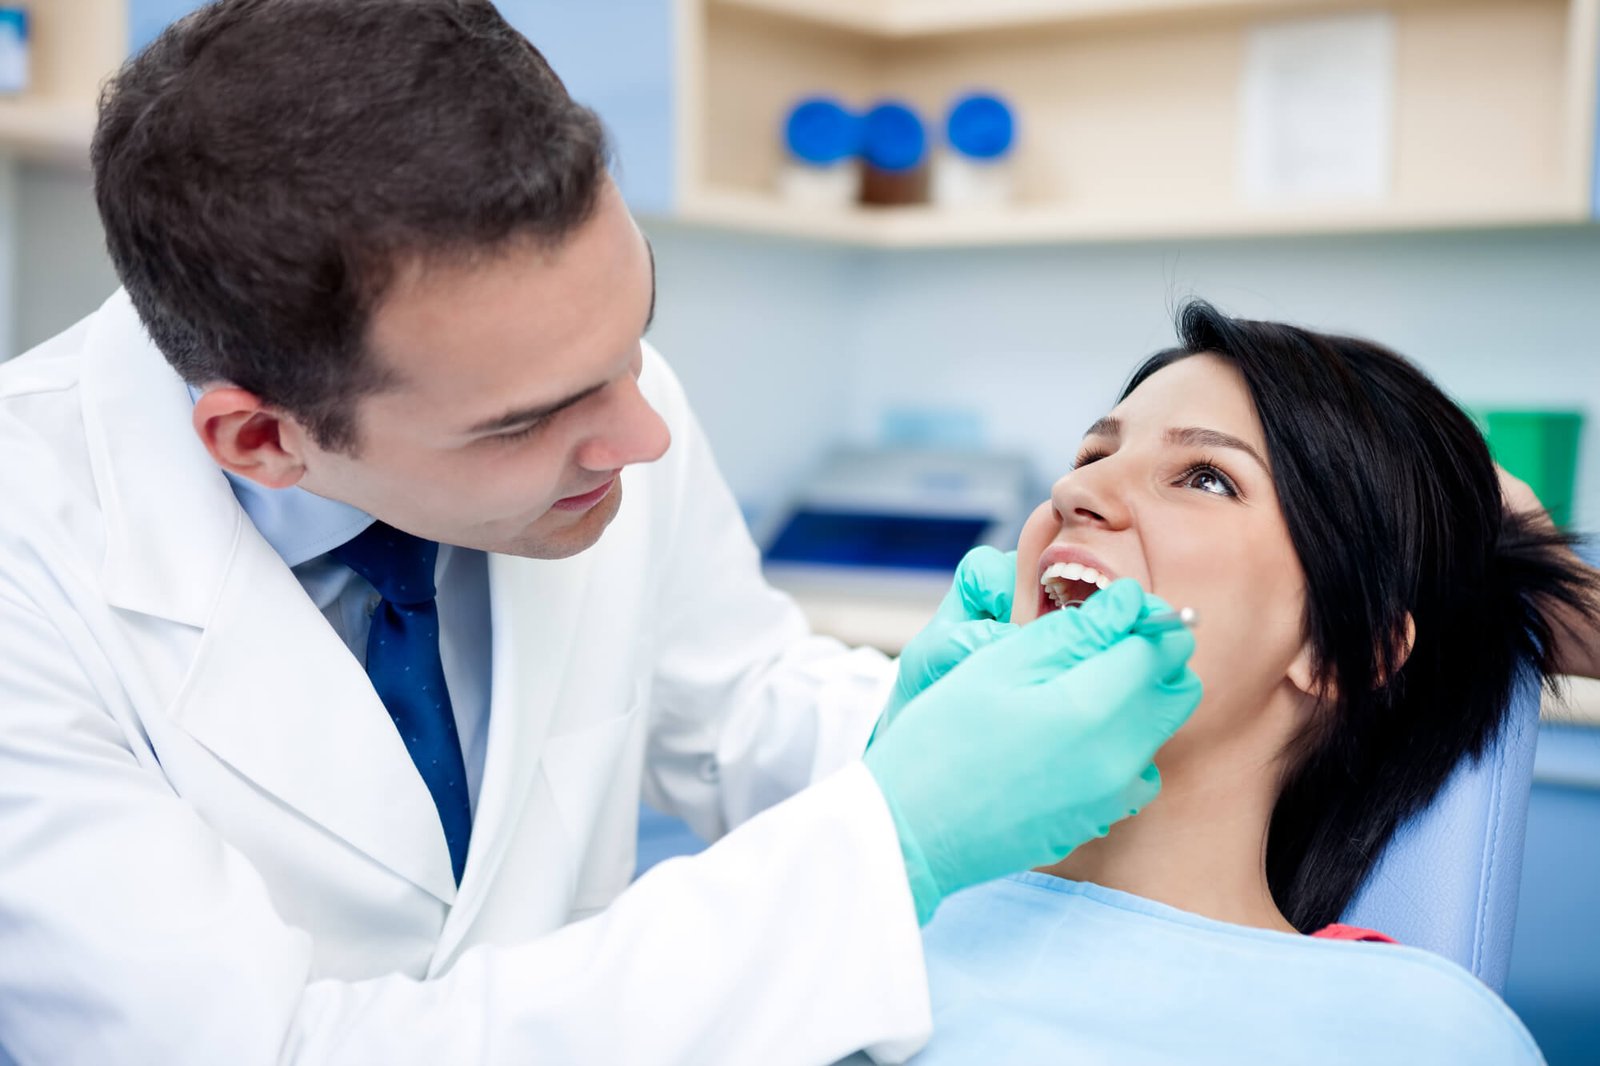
[1471,409,1585,529]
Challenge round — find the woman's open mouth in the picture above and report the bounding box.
[1037,561,1115,616]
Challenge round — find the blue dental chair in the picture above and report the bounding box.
[1343,670,1542,993]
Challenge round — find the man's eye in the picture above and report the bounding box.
[1177,463,1237,497]
[494,421,544,444]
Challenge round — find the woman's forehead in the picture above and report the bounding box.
[1103,354,1264,444]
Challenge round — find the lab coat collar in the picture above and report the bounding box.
[81,291,239,628]
[80,290,459,902]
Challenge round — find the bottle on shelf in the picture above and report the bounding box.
[0,6,28,95]
[778,96,863,209]
[859,100,929,207]
[932,92,1016,210]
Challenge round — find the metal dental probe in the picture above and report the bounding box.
[1132,607,1199,635]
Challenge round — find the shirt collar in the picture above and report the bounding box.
[188,384,375,567]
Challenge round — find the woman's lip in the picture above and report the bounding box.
[1036,543,1120,585]
[552,477,617,512]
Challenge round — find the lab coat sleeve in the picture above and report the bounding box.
[0,576,931,1065]
[637,347,899,842]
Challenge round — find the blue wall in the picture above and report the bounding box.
[498,1,676,214]
[129,0,203,53]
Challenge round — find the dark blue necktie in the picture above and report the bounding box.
[332,521,472,885]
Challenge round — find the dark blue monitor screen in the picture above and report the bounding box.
[764,510,990,572]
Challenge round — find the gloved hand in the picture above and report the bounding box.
[866,547,1017,751]
[863,579,1202,925]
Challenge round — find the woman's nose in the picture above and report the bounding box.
[1050,461,1131,530]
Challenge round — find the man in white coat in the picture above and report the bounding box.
[0,2,1202,1063]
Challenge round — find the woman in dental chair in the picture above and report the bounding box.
[866,303,1600,1065]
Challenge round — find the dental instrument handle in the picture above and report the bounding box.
[1133,607,1198,636]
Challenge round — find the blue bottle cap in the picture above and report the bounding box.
[946,93,1015,161]
[861,101,927,173]
[784,97,861,166]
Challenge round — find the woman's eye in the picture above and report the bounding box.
[1178,464,1237,497]
[1073,448,1109,469]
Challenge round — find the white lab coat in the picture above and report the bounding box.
[0,292,931,1065]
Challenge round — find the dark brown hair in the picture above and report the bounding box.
[92,0,609,451]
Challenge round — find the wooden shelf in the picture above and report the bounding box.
[0,0,125,166]
[675,187,1593,247]
[712,0,1460,38]
[681,0,1600,246]
[0,100,97,166]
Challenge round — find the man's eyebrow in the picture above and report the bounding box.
[1167,426,1270,474]
[466,381,607,436]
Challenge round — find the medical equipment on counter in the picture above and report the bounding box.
[760,448,1033,651]
[779,96,862,209]
[932,92,1016,209]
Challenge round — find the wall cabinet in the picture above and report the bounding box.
[678,0,1600,244]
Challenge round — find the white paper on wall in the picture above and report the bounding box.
[1238,11,1396,204]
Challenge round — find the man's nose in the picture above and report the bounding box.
[575,378,671,472]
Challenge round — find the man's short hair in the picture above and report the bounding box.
[93,0,609,452]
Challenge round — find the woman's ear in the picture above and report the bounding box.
[1288,613,1415,700]
[1286,644,1333,704]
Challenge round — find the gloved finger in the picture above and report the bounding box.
[1041,764,1164,861]
[973,578,1146,679]
[1054,630,1202,754]
[914,618,1016,688]
[936,546,1016,625]
[1120,762,1163,816]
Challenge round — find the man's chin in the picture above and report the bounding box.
[500,479,624,560]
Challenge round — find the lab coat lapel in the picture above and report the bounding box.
[80,291,457,903]
[432,549,592,962]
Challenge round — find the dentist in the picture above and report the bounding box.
[0,2,1200,1063]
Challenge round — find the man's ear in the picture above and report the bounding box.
[191,386,310,490]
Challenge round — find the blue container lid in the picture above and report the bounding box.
[784,97,860,166]
[861,101,927,173]
[946,93,1015,160]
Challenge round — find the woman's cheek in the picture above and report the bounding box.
[1011,502,1057,625]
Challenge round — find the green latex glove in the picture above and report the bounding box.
[863,579,1202,925]
[866,547,1018,751]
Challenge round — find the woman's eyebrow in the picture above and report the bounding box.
[1167,426,1269,474]
[1083,415,1120,440]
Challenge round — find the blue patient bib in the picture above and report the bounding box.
[842,873,1542,1065]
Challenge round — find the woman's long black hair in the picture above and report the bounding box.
[1124,302,1598,932]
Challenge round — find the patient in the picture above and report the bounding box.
[859,303,1599,1064]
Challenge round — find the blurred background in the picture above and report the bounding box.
[1,0,1597,1060]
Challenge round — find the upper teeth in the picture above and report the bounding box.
[1040,561,1114,591]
